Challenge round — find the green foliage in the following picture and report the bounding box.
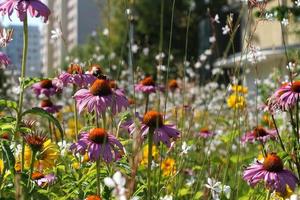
[21,107,64,140]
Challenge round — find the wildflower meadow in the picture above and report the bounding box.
[2,0,300,199]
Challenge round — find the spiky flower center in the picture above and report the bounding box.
[1,132,9,140]
[88,128,108,144]
[90,79,112,96]
[40,99,53,107]
[263,153,283,172]
[86,195,102,200]
[140,77,155,86]
[200,128,209,133]
[253,126,268,137]
[143,111,164,128]
[40,79,53,89]
[24,134,47,152]
[67,64,83,74]
[109,80,117,89]
[291,81,300,93]
[168,79,178,90]
[31,172,44,180]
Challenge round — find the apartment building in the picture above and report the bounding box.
[42,0,103,76]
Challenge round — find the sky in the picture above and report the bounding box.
[0,11,43,29]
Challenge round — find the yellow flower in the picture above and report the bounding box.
[0,159,3,174]
[72,162,80,170]
[161,158,176,176]
[231,84,248,94]
[25,139,59,170]
[272,185,294,199]
[227,94,246,109]
[141,144,158,165]
[65,119,83,140]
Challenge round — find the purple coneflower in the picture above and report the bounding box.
[135,76,162,94]
[74,79,129,115]
[58,64,96,88]
[32,79,60,97]
[31,172,56,187]
[243,153,298,197]
[198,128,215,138]
[0,51,10,68]
[0,0,51,22]
[141,110,180,147]
[241,126,276,144]
[40,99,62,114]
[271,81,300,110]
[70,128,124,163]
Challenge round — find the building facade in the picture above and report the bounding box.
[4,25,42,77]
[42,0,103,76]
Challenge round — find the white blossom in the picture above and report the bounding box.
[222,25,230,35]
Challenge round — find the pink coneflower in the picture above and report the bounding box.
[0,51,11,68]
[198,128,215,138]
[40,99,62,114]
[241,126,277,144]
[74,79,129,115]
[0,0,51,22]
[70,128,124,163]
[141,110,180,147]
[31,172,56,187]
[32,79,60,97]
[243,153,298,197]
[271,81,300,110]
[135,76,162,94]
[58,64,96,88]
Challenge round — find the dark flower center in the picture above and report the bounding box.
[253,126,268,137]
[67,64,83,74]
[168,79,178,90]
[263,153,283,172]
[143,111,164,128]
[90,79,112,96]
[291,81,300,93]
[40,99,53,107]
[86,195,102,200]
[109,80,118,89]
[88,128,108,144]
[128,98,135,105]
[140,77,155,86]
[31,172,45,180]
[90,64,105,79]
[40,79,53,89]
[200,128,209,133]
[24,134,47,152]
[1,132,9,140]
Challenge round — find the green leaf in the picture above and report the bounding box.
[0,116,16,132]
[23,77,43,89]
[0,99,18,112]
[178,188,190,196]
[1,141,15,174]
[22,107,64,140]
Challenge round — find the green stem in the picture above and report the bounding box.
[265,190,271,200]
[147,129,154,200]
[102,112,106,129]
[145,94,149,114]
[96,159,101,196]
[73,86,79,141]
